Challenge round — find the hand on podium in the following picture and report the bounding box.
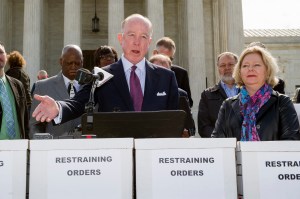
[182,129,190,138]
[32,94,59,122]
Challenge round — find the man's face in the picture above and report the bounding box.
[60,49,83,80]
[218,55,236,83]
[118,17,152,65]
[0,45,7,70]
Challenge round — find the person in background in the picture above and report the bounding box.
[0,42,29,139]
[31,70,48,96]
[6,50,32,109]
[94,45,118,68]
[247,41,285,94]
[198,52,239,138]
[149,54,195,137]
[31,14,179,125]
[29,44,83,139]
[153,37,193,107]
[212,46,300,141]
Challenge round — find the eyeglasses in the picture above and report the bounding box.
[100,54,115,61]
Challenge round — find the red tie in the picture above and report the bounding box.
[130,66,143,111]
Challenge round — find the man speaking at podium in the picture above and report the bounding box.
[32,14,179,124]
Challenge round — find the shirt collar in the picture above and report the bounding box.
[62,73,78,88]
[121,54,146,73]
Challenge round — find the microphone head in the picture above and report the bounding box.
[97,72,104,81]
[75,68,94,84]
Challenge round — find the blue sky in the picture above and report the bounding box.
[242,0,300,29]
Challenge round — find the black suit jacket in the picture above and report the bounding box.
[198,82,228,138]
[0,75,29,139]
[171,65,193,107]
[59,59,179,123]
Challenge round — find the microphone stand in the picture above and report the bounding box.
[85,79,98,131]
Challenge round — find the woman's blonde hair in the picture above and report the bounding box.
[233,46,279,87]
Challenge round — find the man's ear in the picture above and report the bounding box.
[117,33,123,45]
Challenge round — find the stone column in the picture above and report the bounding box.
[108,0,124,57]
[64,0,81,46]
[186,0,206,115]
[146,0,164,56]
[216,0,244,55]
[226,0,244,54]
[23,0,44,84]
[0,0,10,48]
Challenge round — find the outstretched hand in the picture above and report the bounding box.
[32,94,59,122]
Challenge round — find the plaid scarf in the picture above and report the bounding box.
[239,83,272,141]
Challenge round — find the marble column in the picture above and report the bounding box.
[146,0,164,56]
[64,0,81,46]
[215,0,244,55]
[23,0,44,84]
[226,0,244,55]
[108,0,124,57]
[186,0,206,115]
[0,0,10,48]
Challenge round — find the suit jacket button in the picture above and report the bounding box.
[256,124,260,129]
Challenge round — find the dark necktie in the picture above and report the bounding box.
[0,79,16,138]
[68,81,76,98]
[130,66,143,111]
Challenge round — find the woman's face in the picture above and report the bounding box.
[240,52,267,90]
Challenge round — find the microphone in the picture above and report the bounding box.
[75,68,104,84]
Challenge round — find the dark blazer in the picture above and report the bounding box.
[212,91,300,141]
[59,59,179,123]
[0,75,29,139]
[171,65,193,107]
[198,82,228,138]
[6,67,32,107]
[178,88,195,136]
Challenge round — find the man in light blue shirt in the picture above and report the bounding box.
[198,52,239,138]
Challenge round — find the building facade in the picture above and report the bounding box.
[0,0,245,115]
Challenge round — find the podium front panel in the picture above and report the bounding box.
[29,139,134,199]
[237,141,300,199]
[135,138,237,199]
[0,140,28,199]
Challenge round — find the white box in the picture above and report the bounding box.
[0,140,28,199]
[29,138,134,199]
[135,138,237,199]
[237,141,300,199]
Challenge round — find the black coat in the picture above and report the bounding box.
[198,82,228,138]
[212,91,300,141]
[171,65,193,107]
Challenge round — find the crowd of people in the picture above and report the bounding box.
[0,13,300,141]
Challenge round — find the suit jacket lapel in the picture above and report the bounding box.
[142,62,159,110]
[109,60,132,110]
[55,72,69,100]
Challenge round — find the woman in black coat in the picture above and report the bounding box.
[212,46,300,141]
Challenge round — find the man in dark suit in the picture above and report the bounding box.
[198,52,238,138]
[153,37,193,107]
[149,54,195,136]
[31,14,179,124]
[0,42,29,139]
[29,45,83,138]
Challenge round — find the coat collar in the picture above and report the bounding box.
[230,90,279,122]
